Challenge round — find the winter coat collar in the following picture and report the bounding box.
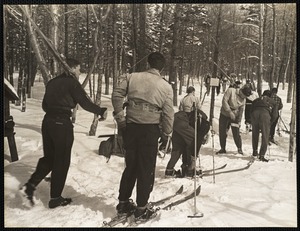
[146,68,161,76]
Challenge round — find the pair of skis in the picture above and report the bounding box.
[102,185,202,227]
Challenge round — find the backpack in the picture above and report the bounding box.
[98,135,125,162]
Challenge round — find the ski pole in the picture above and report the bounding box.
[211,120,216,184]
[193,103,197,215]
[187,103,203,218]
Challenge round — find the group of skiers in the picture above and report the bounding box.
[216,78,283,163]
[19,52,283,224]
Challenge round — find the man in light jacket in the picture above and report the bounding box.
[112,52,174,221]
[216,85,252,155]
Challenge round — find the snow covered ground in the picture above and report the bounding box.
[4,75,297,227]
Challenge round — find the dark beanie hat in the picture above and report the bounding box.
[187,86,195,93]
[271,88,278,93]
[262,90,272,97]
[241,85,252,97]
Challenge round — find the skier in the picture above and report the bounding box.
[165,109,209,177]
[251,90,278,162]
[179,86,201,115]
[269,87,283,143]
[216,85,252,154]
[221,75,228,93]
[111,52,174,221]
[204,74,211,96]
[20,58,108,208]
[244,90,259,132]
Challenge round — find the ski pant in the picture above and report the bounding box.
[166,131,193,170]
[118,123,160,207]
[218,113,242,151]
[270,115,279,139]
[251,110,271,157]
[244,99,252,124]
[28,114,74,198]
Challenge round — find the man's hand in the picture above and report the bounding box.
[98,107,107,121]
[229,111,236,120]
[113,111,126,129]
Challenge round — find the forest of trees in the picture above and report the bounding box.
[3,3,296,133]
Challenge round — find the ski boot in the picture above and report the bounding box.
[165,169,182,178]
[116,199,136,216]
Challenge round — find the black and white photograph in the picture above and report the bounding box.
[3,3,297,228]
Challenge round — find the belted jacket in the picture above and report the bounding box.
[112,68,174,134]
[220,88,246,123]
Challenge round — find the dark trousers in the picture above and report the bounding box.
[251,110,271,157]
[219,113,242,150]
[270,116,279,139]
[118,123,160,207]
[28,115,74,198]
[166,131,189,170]
[244,99,252,124]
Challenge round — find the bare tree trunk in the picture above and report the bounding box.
[178,16,187,96]
[89,5,105,136]
[269,3,276,89]
[158,4,168,53]
[119,7,124,75]
[21,5,51,86]
[287,26,295,103]
[169,4,182,106]
[137,4,147,71]
[49,5,60,76]
[283,22,294,92]
[288,77,296,162]
[257,4,264,97]
[131,4,138,73]
[112,4,118,89]
[209,4,222,124]
[64,4,69,57]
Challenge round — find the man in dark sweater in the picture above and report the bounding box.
[20,58,107,208]
[251,90,278,162]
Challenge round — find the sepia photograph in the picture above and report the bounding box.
[3,2,297,228]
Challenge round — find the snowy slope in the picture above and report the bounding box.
[4,75,297,227]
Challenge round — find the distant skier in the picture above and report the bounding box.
[111,52,174,221]
[179,86,201,115]
[251,90,278,162]
[269,88,283,143]
[20,58,107,208]
[216,85,252,155]
[204,74,211,96]
[165,109,209,177]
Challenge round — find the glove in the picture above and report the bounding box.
[113,111,126,130]
[98,107,107,121]
[229,111,236,120]
[161,131,172,153]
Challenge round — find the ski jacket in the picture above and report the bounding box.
[179,94,201,112]
[173,111,194,146]
[271,94,283,111]
[251,96,278,124]
[42,73,104,117]
[220,88,246,123]
[112,68,174,134]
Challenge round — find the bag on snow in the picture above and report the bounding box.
[98,135,125,161]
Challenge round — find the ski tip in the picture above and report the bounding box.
[177,185,184,194]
